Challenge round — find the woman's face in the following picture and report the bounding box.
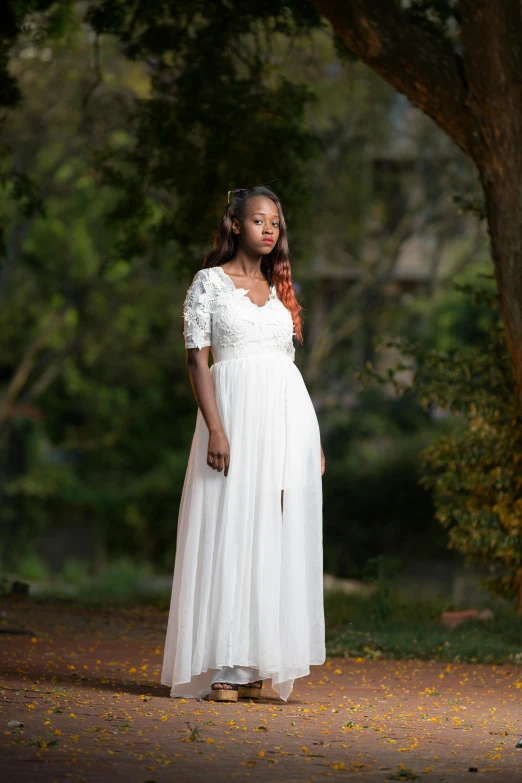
[232,195,280,255]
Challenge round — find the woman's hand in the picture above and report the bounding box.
[320,443,326,476]
[207,429,230,477]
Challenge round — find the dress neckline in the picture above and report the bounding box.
[214,265,275,310]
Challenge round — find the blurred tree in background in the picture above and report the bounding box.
[85,0,324,267]
[0,1,326,572]
[310,0,522,417]
[0,5,197,568]
[0,0,498,591]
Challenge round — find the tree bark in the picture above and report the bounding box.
[309,0,472,155]
[459,0,522,408]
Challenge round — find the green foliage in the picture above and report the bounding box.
[81,558,153,601]
[402,0,460,46]
[0,12,218,568]
[325,588,447,628]
[411,276,498,353]
[365,283,522,605]
[15,551,49,581]
[185,723,204,742]
[321,389,440,578]
[389,768,418,782]
[0,4,335,573]
[27,734,59,749]
[0,2,64,112]
[452,192,486,220]
[86,0,324,269]
[363,555,398,624]
[0,1,482,580]
[0,1,75,239]
[61,558,89,586]
[9,556,156,603]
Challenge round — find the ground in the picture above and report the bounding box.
[1,598,522,782]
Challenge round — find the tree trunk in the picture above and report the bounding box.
[479,179,522,407]
[459,0,522,407]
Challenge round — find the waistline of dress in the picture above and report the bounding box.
[211,354,295,366]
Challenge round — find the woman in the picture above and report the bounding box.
[161,185,325,703]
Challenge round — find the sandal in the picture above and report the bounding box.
[210,681,239,702]
[238,679,263,700]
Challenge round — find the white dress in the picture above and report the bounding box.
[160,265,325,701]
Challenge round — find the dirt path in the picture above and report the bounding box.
[1,598,522,782]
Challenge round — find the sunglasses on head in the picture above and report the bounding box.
[227,188,248,204]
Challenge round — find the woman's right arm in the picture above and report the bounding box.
[183,270,230,477]
[186,347,230,477]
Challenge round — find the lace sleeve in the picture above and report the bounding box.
[183,270,212,350]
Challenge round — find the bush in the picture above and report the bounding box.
[15,552,50,582]
[366,283,522,612]
[321,389,442,577]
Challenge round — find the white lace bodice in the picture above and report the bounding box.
[183,266,295,363]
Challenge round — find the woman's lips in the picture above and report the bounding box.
[262,239,274,244]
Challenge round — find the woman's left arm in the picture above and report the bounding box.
[320,443,325,476]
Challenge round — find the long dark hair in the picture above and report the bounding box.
[203,185,303,342]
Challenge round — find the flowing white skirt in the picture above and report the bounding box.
[161,355,325,701]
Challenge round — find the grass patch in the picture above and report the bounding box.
[325,589,522,665]
[2,557,170,608]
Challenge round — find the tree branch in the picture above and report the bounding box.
[310,0,472,156]
[0,309,70,426]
